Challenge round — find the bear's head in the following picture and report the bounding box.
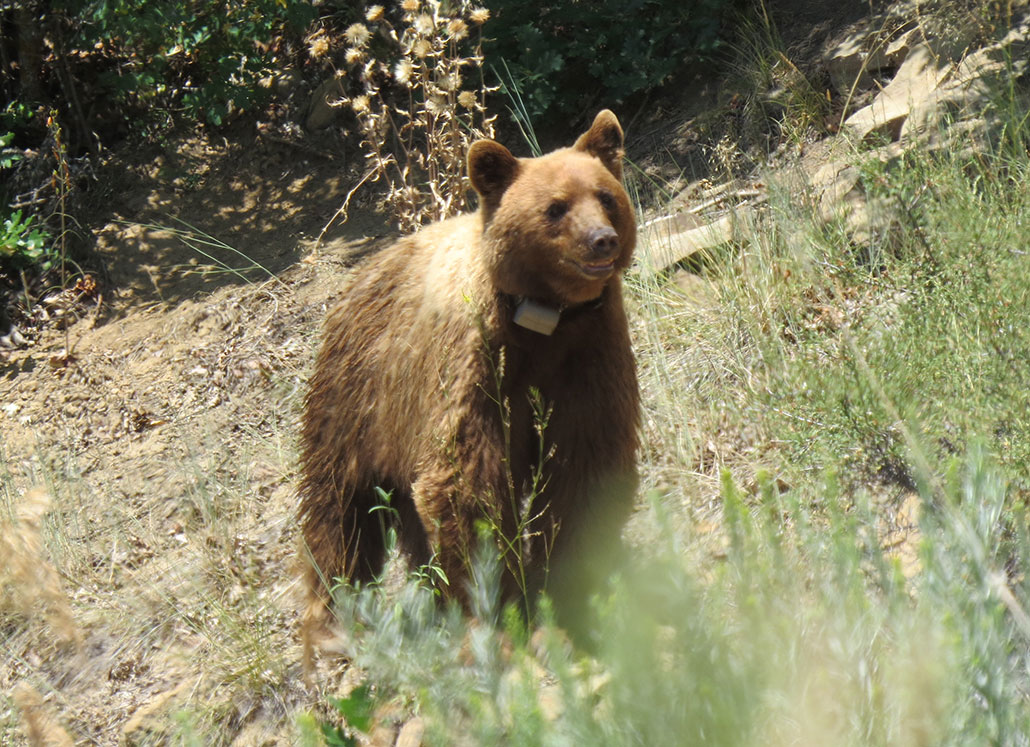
[468,110,637,307]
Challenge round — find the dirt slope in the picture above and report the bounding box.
[0,134,389,742]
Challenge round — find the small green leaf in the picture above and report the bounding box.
[327,684,375,734]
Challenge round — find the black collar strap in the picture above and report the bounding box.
[509,288,607,336]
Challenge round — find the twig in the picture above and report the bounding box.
[315,167,379,248]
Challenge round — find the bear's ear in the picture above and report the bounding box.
[468,140,520,208]
[574,109,624,180]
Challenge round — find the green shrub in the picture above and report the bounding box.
[52,0,318,128]
[484,0,733,120]
[0,131,53,276]
[0,210,51,273]
[316,448,1030,745]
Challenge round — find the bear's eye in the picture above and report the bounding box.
[598,190,617,213]
[545,200,568,222]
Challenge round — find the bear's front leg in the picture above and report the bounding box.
[410,458,521,611]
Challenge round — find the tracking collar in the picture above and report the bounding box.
[510,288,608,336]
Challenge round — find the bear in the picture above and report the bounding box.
[299,110,639,647]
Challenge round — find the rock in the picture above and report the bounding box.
[824,21,923,96]
[804,141,907,252]
[811,161,862,224]
[0,324,27,348]
[844,44,952,143]
[903,21,1030,142]
[305,76,347,131]
[845,195,904,251]
[826,32,890,95]
[673,270,717,306]
[883,27,919,66]
[638,210,747,274]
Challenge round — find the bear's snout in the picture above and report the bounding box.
[586,226,620,261]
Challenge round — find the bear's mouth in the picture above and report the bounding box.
[572,259,616,278]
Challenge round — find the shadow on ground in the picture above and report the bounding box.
[91,131,391,318]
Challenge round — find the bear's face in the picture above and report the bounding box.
[468,111,637,306]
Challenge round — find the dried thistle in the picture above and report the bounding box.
[395,59,415,85]
[413,13,435,35]
[411,38,433,59]
[351,95,372,114]
[437,70,462,92]
[318,0,498,238]
[308,32,330,60]
[447,18,469,40]
[344,22,372,47]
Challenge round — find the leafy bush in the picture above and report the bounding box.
[0,131,54,277]
[0,210,51,272]
[0,131,21,169]
[58,0,318,126]
[483,0,734,120]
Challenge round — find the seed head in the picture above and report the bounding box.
[425,93,446,115]
[412,38,432,58]
[437,71,461,91]
[351,95,371,114]
[447,18,468,40]
[345,47,365,65]
[345,23,372,47]
[401,0,419,11]
[458,90,477,109]
[394,59,414,85]
[366,5,384,21]
[308,36,330,59]
[414,13,434,34]
[469,7,490,24]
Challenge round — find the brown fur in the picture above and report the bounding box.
[299,111,639,640]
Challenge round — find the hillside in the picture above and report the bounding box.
[3,1,1030,744]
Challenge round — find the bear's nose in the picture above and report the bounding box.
[587,226,620,260]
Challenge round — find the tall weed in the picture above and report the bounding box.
[325,1,496,234]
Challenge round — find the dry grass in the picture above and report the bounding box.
[11,683,75,747]
[0,261,347,742]
[0,488,81,651]
[3,3,1028,743]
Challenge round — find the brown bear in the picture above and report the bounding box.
[299,110,639,644]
